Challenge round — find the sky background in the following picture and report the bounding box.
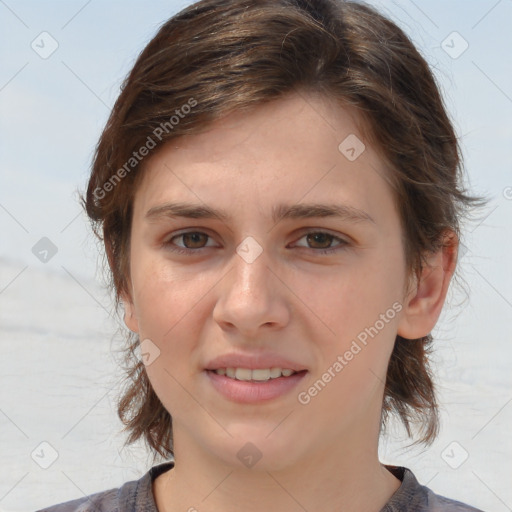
[0,1,511,510]
[1,0,511,281]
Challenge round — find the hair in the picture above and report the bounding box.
[80,0,487,462]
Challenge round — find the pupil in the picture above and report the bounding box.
[308,233,331,248]
[184,233,205,248]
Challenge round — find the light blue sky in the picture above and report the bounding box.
[1,0,511,354]
[1,0,511,275]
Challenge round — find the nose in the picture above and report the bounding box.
[212,242,290,338]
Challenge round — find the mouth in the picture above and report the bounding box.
[204,368,308,403]
[207,367,306,381]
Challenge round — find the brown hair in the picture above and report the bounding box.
[80,0,487,462]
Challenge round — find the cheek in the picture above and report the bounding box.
[300,301,400,431]
[131,255,200,337]
[132,262,208,416]
[308,257,404,349]
[303,251,404,418]
[130,256,215,380]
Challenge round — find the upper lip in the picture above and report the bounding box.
[205,352,307,372]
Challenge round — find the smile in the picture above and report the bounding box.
[205,369,308,403]
[212,367,298,381]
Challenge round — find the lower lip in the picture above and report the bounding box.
[205,370,307,403]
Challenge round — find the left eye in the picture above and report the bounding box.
[164,231,215,253]
[163,230,348,255]
[293,231,348,253]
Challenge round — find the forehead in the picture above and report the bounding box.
[156,92,373,165]
[132,92,393,221]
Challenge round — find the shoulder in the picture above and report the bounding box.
[35,486,122,512]
[382,466,485,512]
[35,461,175,512]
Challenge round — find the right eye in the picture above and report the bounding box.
[163,231,217,254]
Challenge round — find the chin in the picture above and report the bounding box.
[210,431,304,473]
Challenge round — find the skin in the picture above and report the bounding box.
[121,91,458,512]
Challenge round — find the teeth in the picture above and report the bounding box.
[269,368,282,378]
[214,367,298,381]
[235,368,252,381]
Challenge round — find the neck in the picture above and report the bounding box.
[153,426,401,512]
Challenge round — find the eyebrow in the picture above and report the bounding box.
[145,201,375,225]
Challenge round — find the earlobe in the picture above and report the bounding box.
[397,231,458,340]
[121,292,139,333]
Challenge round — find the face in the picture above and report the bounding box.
[122,92,417,472]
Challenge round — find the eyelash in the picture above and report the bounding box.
[162,230,349,256]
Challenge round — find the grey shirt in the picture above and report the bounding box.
[36,462,484,511]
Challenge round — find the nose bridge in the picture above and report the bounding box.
[213,236,287,332]
[230,236,272,300]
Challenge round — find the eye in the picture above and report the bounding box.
[163,229,349,256]
[293,231,349,254]
[163,231,216,255]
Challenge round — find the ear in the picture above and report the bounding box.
[121,289,139,333]
[397,230,458,340]
[105,239,140,333]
